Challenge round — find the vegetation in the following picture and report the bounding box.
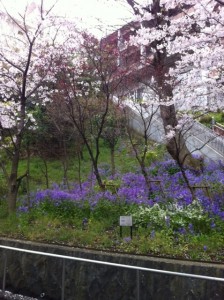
[0,142,224,263]
[199,111,224,127]
[0,0,223,266]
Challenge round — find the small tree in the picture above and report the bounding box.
[52,32,126,189]
[0,1,69,212]
[45,98,78,189]
[123,89,161,195]
[101,103,126,175]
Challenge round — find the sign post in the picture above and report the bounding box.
[119,216,133,239]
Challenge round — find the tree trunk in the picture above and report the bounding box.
[61,138,69,190]
[43,159,49,189]
[160,104,201,169]
[26,144,31,209]
[111,146,115,176]
[77,152,82,190]
[92,161,104,190]
[8,186,18,213]
[140,164,153,197]
[7,149,20,213]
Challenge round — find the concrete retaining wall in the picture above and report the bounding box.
[0,238,224,300]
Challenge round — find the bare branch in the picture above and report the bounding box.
[215,0,224,5]
[126,0,141,15]
[0,53,24,73]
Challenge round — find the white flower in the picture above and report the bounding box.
[166,130,176,140]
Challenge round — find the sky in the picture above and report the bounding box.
[0,0,134,36]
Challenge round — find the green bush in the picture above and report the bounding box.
[27,199,91,226]
[130,200,212,234]
[103,179,121,194]
[91,199,126,225]
[0,175,7,200]
[199,115,212,124]
[221,112,224,123]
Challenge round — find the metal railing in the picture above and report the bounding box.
[1,244,224,300]
[127,106,224,160]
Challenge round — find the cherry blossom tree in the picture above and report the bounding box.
[0,1,75,212]
[51,32,127,189]
[123,0,224,168]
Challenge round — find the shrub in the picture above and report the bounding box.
[221,112,224,123]
[131,200,214,235]
[0,175,7,200]
[199,115,212,124]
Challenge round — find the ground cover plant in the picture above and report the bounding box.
[199,111,224,127]
[0,158,224,262]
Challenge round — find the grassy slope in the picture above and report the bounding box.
[0,140,223,262]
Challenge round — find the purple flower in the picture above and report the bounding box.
[178,227,186,235]
[150,230,155,239]
[18,206,29,213]
[123,237,132,243]
[188,223,194,234]
[16,158,224,232]
[210,221,216,229]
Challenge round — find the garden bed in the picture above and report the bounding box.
[1,159,224,262]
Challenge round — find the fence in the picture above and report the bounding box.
[127,106,224,160]
[187,119,224,158]
[1,244,224,300]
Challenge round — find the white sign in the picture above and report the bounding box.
[119,216,132,227]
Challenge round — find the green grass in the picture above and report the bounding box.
[198,111,224,127]
[0,139,137,197]
[209,111,224,124]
